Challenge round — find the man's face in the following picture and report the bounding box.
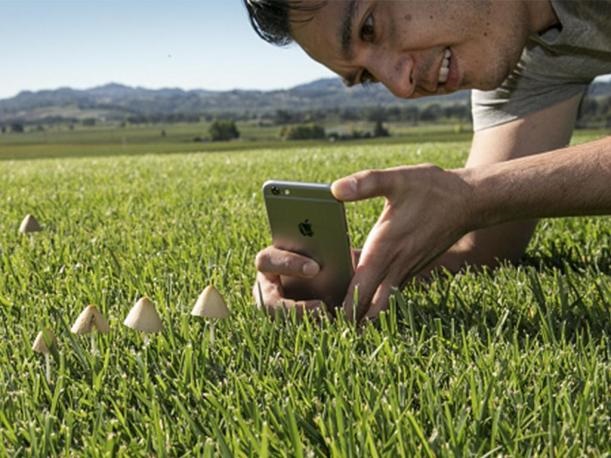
[290,0,532,98]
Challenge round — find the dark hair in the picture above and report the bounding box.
[243,0,326,46]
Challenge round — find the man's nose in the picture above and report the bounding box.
[367,52,415,99]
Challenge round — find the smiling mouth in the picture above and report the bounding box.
[438,48,451,84]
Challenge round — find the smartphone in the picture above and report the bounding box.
[262,180,354,309]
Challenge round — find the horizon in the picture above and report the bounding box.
[3,74,610,103]
[0,76,340,101]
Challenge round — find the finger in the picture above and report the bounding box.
[255,246,320,278]
[331,168,401,202]
[253,271,282,308]
[363,277,401,321]
[263,295,324,320]
[342,248,390,322]
[253,273,324,319]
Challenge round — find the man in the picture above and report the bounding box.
[245,0,611,320]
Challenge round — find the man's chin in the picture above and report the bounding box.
[410,74,508,98]
[475,80,502,91]
[473,67,514,91]
[411,86,460,99]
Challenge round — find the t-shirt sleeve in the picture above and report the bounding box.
[471,33,591,132]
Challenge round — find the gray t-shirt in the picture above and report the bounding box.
[472,0,611,131]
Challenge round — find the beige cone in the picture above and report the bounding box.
[32,328,56,354]
[71,305,110,335]
[191,285,230,319]
[123,297,163,333]
[19,214,42,234]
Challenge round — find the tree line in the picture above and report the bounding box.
[2,94,610,135]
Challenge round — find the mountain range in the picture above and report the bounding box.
[1,78,609,124]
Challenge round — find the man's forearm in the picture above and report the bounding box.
[461,136,611,229]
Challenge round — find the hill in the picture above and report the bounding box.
[1,78,610,125]
[0,79,469,124]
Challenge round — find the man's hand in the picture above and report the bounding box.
[332,164,475,321]
[253,246,323,317]
[253,246,362,318]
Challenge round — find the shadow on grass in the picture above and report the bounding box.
[521,250,611,276]
[392,259,610,343]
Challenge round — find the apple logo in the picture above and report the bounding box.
[298,219,314,237]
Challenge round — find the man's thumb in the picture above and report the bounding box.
[331,176,358,201]
[332,170,390,202]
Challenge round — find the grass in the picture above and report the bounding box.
[0,131,609,456]
[0,121,478,161]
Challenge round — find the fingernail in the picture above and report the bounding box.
[302,261,319,276]
[332,177,357,199]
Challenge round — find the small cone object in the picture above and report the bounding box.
[32,328,56,382]
[32,328,56,354]
[191,286,230,319]
[72,305,110,355]
[124,297,163,333]
[192,286,229,346]
[71,305,110,335]
[19,214,42,234]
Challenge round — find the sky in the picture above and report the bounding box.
[1,1,609,101]
[0,0,335,100]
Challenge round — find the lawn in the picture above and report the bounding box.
[0,121,475,161]
[0,132,609,456]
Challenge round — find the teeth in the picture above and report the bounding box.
[438,48,452,84]
[438,67,449,83]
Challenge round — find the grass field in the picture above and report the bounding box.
[0,131,609,456]
[0,121,473,161]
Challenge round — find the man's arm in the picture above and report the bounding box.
[429,93,583,271]
[331,133,610,321]
[252,94,606,319]
[466,136,611,222]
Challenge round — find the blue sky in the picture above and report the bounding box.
[1,1,608,101]
[0,0,335,99]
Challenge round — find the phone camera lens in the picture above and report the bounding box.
[271,186,280,195]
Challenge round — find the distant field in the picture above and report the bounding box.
[0,132,609,455]
[0,121,476,160]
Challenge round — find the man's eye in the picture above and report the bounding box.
[360,14,375,42]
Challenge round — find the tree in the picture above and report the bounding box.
[209,119,240,141]
[578,97,598,118]
[599,96,610,116]
[273,110,293,125]
[340,108,359,121]
[10,123,24,133]
[366,106,387,123]
[402,106,420,125]
[420,104,442,122]
[280,124,325,140]
[576,96,600,128]
[443,104,469,121]
[373,120,389,137]
[0,125,6,134]
[386,106,401,121]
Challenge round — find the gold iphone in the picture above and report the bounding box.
[262,180,354,309]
